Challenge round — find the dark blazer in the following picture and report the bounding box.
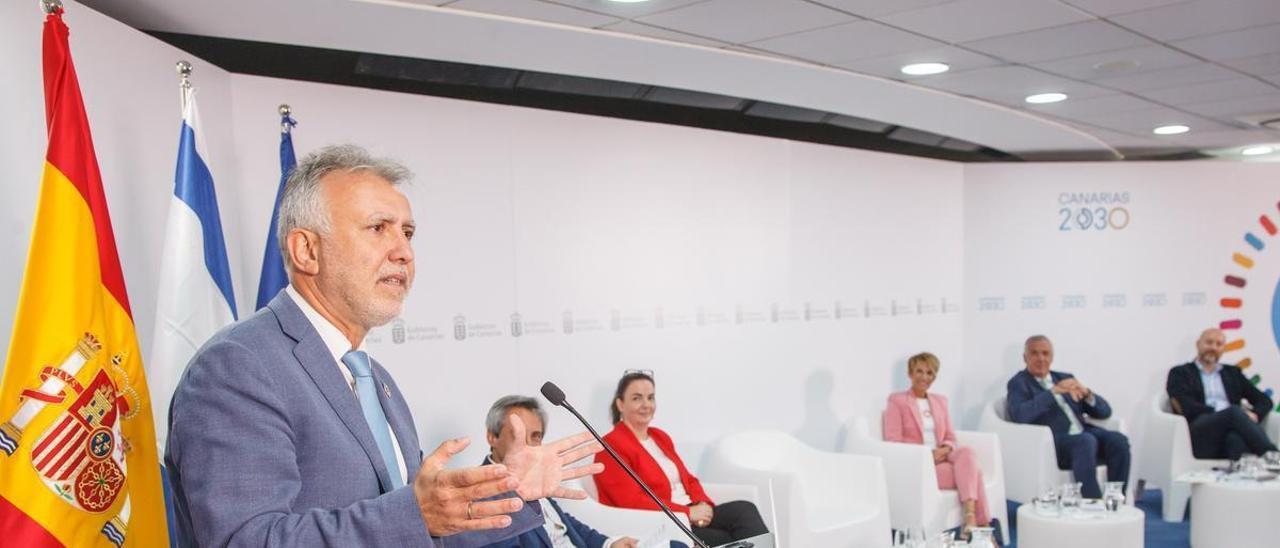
[483,456,609,548]
[1166,361,1273,424]
[166,291,539,547]
[1006,369,1112,437]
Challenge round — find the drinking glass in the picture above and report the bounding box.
[907,528,926,547]
[934,530,955,548]
[968,526,997,548]
[1059,482,1082,516]
[1103,481,1125,511]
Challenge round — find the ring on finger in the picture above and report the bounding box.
[467,501,474,520]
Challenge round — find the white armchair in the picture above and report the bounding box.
[572,471,768,546]
[562,477,693,546]
[977,397,1126,504]
[1272,411,1280,444]
[841,415,1009,542]
[1138,393,1227,522]
[700,429,892,548]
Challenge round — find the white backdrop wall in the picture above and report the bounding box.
[960,163,1280,458]
[0,2,243,389]
[227,75,967,466]
[1,2,965,469]
[5,1,1280,473]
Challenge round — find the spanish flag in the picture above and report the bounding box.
[0,6,168,547]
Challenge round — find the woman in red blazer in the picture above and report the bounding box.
[884,352,992,538]
[594,372,767,546]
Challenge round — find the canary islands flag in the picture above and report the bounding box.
[148,81,238,450]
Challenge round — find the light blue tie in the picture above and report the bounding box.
[341,350,403,489]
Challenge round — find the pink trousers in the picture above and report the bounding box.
[933,446,991,526]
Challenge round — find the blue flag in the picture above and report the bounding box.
[255,113,296,309]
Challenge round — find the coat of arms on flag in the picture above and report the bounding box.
[26,346,132,514]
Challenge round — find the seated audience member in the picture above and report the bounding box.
[484,395,688,548]
[1166,328,1278,459]
[885,352,993,539]
[594,372,768,546]
[1006,335,1130,499]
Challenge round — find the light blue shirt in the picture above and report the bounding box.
[1199,362,1230,412]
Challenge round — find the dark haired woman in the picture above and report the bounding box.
[594,372,767,545]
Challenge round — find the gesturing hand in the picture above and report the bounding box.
[413,438,525,536]
[610,537,639,548]
[501,413,605,501]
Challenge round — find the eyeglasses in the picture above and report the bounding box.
[624,368,654,379]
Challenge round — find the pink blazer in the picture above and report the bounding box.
[883,390,957,448]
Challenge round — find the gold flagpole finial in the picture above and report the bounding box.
[278,104,292,117]
[41,0,63,15]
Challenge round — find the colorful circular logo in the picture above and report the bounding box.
[1219,209,1279,410]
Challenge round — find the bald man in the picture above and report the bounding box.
[1166,328,1277,460]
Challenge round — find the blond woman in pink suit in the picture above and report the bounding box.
[883,352,991,538]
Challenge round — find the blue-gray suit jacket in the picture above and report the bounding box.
[1006,369,1112,438]
[165,291,540,547]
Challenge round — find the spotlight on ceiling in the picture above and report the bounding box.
[1025,92,1067,104]
[1242,145,1275,156]
[900,62,950,76]
[1153,125,1190,135]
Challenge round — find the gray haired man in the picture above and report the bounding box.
[166,145,603,547]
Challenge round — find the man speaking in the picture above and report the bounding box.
[165,145,602,547]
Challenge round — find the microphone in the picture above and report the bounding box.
[540,381,710,548]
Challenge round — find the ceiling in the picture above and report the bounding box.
[78,0,1280,160]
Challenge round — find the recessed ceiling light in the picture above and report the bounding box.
[606,0,651,2]
[900,62,950,76]
[1092,59,1141,74]
[1242,145,1275,156]
[1025,92,1067,104]
[1153,124,1190,135]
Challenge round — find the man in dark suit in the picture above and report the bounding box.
[483,395,645,548]
[167,145,603,547]
[1166,328,1277,459]
[1006,335,1130,499]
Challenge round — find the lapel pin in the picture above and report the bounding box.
[383,382,392,399]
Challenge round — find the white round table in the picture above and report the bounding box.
[1190,479,1280,548]
[1015,504,1143,548]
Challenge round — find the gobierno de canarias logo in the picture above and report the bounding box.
[1220,208,1280,411]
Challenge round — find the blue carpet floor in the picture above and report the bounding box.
[1004,489,1189,547]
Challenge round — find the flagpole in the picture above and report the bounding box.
[176,60,193,111]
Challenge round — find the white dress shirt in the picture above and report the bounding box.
[1198,362,1231,412]
[287,285,408,484]
[916,397,937,449]
[640,437,691,506]
[533,499,622,548]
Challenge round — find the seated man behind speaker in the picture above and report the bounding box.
[1006,334,1130,499]
[484,395,687,548]
[1167,328,1278,459]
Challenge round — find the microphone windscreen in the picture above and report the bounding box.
[540,381,567,406]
